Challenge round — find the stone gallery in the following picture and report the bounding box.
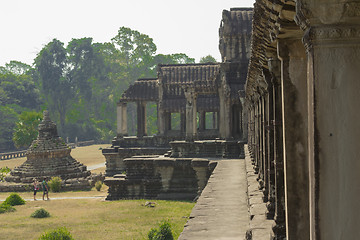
[103,8,253,200]
[104,1,360,238]
[246,0,360,239]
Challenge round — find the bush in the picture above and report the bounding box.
[31,208,50,218]
[0,167,11,182]
[3,193,25,206]
[148,220,174,240]
[39,227,74,240]
[0,203,16,214]
[48,177,62,192]
[94,181,102,191]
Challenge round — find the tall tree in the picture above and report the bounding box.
[112,27,157,80]
[34,39,70,132]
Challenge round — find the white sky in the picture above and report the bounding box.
[0,0,254,66]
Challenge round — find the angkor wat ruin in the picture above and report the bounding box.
[105,0,360,238]
[102,8,253,202]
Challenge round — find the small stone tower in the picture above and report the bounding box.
[6,110,90,183]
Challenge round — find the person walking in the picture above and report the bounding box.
[42,178,49,200]
[33,179,39,201]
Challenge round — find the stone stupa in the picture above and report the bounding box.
[6,110,91,184]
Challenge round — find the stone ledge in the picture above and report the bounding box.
[244,144,274,240]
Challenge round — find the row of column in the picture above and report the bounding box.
[116,99,219,140]
[247,38,309,239]
[248,7,360,238]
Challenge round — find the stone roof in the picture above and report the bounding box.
[219,8,253,62]
[121,78,158,102]
[220,8,253,37]
[158,63,220,87]
[245,0,298,101]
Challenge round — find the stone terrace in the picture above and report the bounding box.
[179,145,273,240]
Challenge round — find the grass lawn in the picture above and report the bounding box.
[0,144,195,239]
[0,193,194,239]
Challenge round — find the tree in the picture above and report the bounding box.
[34,39,70,132]
[0,105,19,151]
[2,61,31,75]
[112,27,157,80]
[12,111,42,148]
[199,55,217,63]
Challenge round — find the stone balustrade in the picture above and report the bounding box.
[0,151,26,160]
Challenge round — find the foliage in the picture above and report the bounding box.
[94,181,102,191]
[0,60,42,151]
[38,227,74,240]
[31,208,50,218]
[12,111,43,148]
[148,220,174,240]
[34,39,69,132]
[0,167,11,182]
[0,26,196,151]
[3,193,26,206]
[199,54,217,63]
[0,203,16,214]
[48,177,62,192]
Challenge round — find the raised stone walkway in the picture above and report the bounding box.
[179,159,250,240]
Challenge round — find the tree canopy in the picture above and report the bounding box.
[0,26,196,151]
[199,55,217,63]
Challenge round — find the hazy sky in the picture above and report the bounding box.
[0,0,255,66]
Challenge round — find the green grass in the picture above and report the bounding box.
[0,196,194,240]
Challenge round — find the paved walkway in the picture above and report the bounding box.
[179,159,249,240]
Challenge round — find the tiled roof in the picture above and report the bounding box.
[158,63,220,87]
[121,78,158,102]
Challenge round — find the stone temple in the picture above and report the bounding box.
[103,8,252,201]
[105,2,360,238]
[5,111,90,185]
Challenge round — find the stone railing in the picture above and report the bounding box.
[0,140,96,161]
[0,150,27,161]
[68,140,96,148]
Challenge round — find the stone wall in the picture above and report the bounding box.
[170,140,245,159]
[104,156,216,201]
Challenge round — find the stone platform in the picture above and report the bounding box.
[104,155,217,201]
[170,140,245,159]
[179,159,249,240]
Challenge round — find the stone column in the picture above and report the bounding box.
[212,112,217,130]
[270,59,286,240]
[297,2,360,239]
[258,96,265,185]
[219,84,232,139]
[164,112,171,131]
[254,98,260,173]
[185,87,197,141]
[278,39,309,240]
[136,101,147,137]
[117,102,128,137]
[263,68,275,219]
[199,111,206,131]
[158,104,165,136]
[180,112,186,136]
[269,58,286,240]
